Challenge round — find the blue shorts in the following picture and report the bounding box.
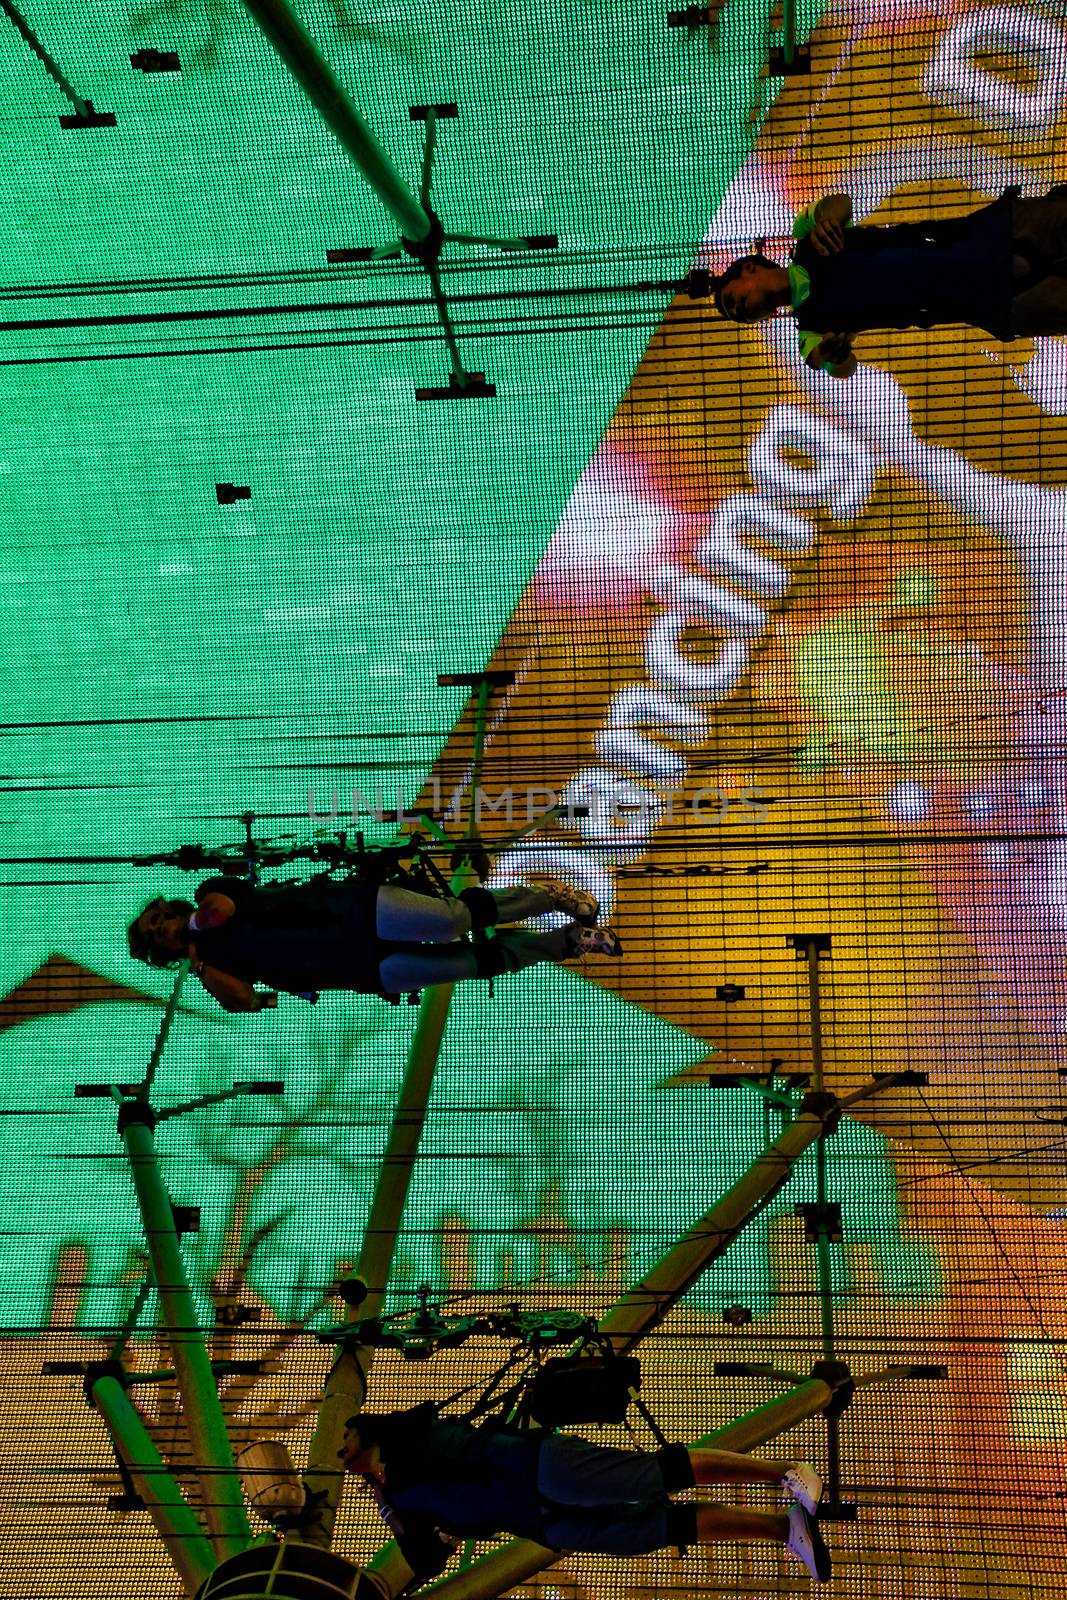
[534,1435,696,1556]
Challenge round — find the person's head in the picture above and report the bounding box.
[127,896,195,969]
[339,1416,381,1477]
[713,242,790,323]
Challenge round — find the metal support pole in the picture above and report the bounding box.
[782,0,796,65]
[694,1375,834,1453]
[299,679,498,1547]
[419,109,437,209]
[90,1373,217,1595]
[805,941,824,1094]
[0,0,90,115]
[599,1093,836,1354]
[299,925,468,1544]
[359,982,457,1318]
[386,1068,906,1599]
[803,939,835,1361]
[465,679,493,827]
[140,958,190,1101]
[120,1109,251,1559]
[792,933,848,1513]
[241,0,430,242]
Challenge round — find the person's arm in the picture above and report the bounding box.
[195,875,253,913]
[188,891,236,932]
[389,1513,459,1586]
[793,193,853,255]
[803,331,857,381]
[195,963,277,1013]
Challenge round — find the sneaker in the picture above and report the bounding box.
[785,1504,832,1584]
[783,1461,822,1515]
[564,924,623,958]
[536,878,600,927]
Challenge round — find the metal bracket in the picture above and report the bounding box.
[795,1201,844,1243]
[436,670,517,690]
[171,1203,200,1237]
[416,372,497,401]
[786,932,832,957]
[59,102,116,128]
[410,102,458,121]
[130,48,180,73]
[768,43,811,75]
[667,4,721,26]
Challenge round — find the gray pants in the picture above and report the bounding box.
[376,884,569,995]
[1010,195,1067,337]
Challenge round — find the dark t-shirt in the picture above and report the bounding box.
[191,874,389,995]
[793,190,1016,340]
[368,1410,546,1545]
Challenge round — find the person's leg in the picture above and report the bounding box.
[477,884,557,924]
[689,1449,790,1486]
[694,1505,789,1545]
[375,883,562,944]
[538,1435,690,1508]
[689,1449,822,1513]
[375,886,471,943]
[464,882,600,928]
[481,925,571,974]
[538,1436,816,1508]
[378,945,479,995]
[696,1504,833,1584]
[379,920,622,994]
[378,924,578,995]
[535,1494,830,1580]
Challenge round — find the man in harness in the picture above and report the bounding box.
[707,185,1067,378]
[337,1404,831,1585]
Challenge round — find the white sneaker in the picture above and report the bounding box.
[536,878,600,927]
[785,1504,832,1583]
[783,1461,822,1514]
[564,924,623,958]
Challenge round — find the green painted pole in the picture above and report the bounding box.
[358,982,458,1320]
[598,1094,836,1355]
[119,1105,252,1559]
[694,1376,834,1452]
[0,0,90,115]
[90,1373,216,1594]
[241,0,431,242]
[140,959,190,1100]
[804,941,835,1361]
[297,976,456,1545]
[299,916,467,1545]
[782,0,797,66]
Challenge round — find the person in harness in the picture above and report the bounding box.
[337,1404,831,1585]
[706,184,1067,378]
[127,873,621,1010]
